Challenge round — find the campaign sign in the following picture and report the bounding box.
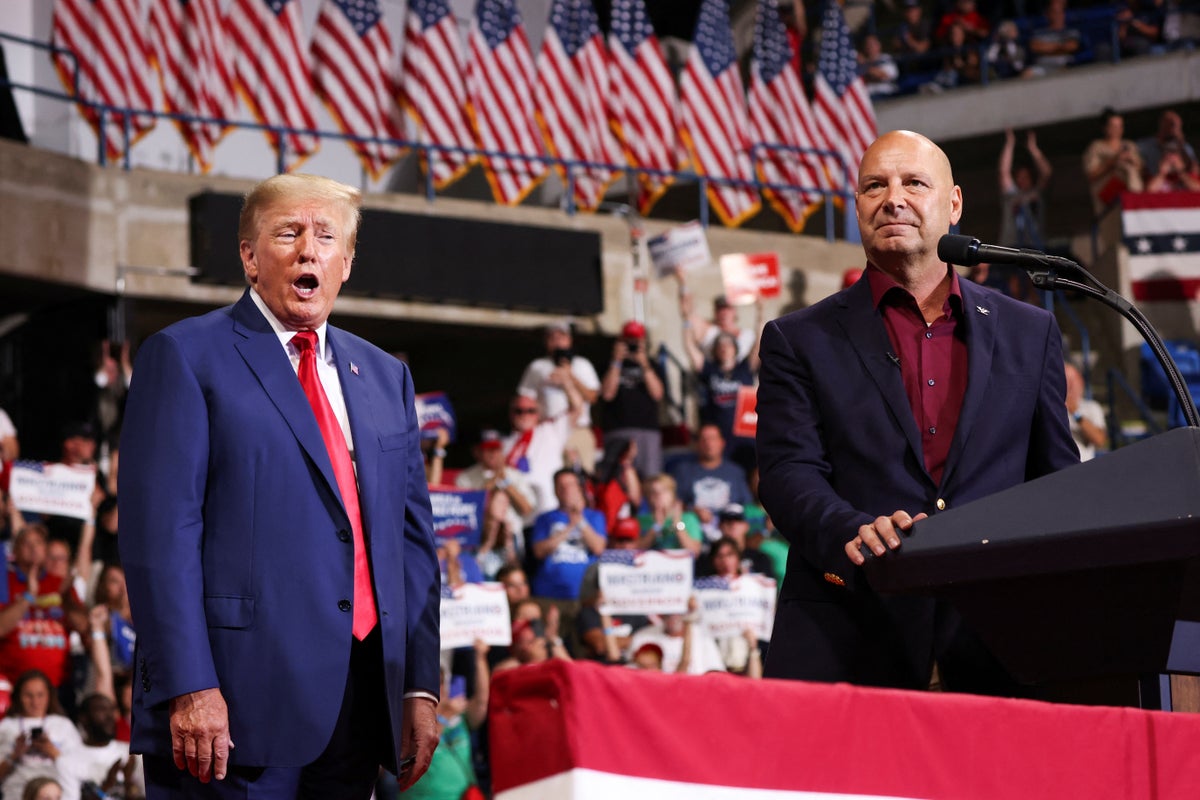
[440,582,512,650]
[732,386,758,439]
[598,549,694,616]
[647,221,712,277]
[415,391,457,442]
[429,487,486,549]
[719,252,781,304]
[9,461,97,521]
[694,574,777,640]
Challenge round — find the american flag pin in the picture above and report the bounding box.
[976,305,990,316]
[350,362,360,375]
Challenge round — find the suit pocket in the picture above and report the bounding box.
[205,595,255,629]
[378,432,409,451]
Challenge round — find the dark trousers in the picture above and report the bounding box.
[144,630,392,800]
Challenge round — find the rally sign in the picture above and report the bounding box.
[439,582,512,650]
[598,549,694,616]
[415,391,457,442]
[429,487,487,549]
[9,461,97,521]
[694,574,777,641]
[647,221,712,277]
[719,252,782,304]
[732,385,758,439]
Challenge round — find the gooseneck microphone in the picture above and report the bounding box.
[936,234,1075,270]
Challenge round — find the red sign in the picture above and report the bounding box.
[720,252,781,304]
[732,386,758,438]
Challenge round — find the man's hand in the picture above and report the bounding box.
[845,510,928,566]
[396,696,439,791]
[169,687,233,782]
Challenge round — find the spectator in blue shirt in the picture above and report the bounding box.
[669,424,753,543]
[529,469,607,599]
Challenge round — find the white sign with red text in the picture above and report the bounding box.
[598,550,694,616]
[439,582,512,650]
[9,462,97,521]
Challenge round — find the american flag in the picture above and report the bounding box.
[226,0,321,168]
[1122,191,1200,301]
[149,0,238,173]
[608,0,681,215]
[534,0,623,212]
[311,0,406,180]
[679,0,761,228]
[812,0,876,196]
[466,0,546,206]
[400,0,476,189]
[748,0,831,232]
[50,0,158,162]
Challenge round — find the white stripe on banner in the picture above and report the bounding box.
[495,769,928,800]
[1122,207,1200,236]
[1129,252,1200,281]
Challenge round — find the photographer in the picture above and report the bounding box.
[517,321,600,472]
[599,321,664,477]
[0,670,82,800]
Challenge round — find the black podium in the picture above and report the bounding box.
[863,427,1200,701]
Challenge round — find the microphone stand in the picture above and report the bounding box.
[1018,253,1200,428]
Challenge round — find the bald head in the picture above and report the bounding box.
[855,130,962,282]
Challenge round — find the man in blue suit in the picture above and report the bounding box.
[756,131,1079,692]
[119,174,441,797]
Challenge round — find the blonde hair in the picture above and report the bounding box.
[238,174,363,253]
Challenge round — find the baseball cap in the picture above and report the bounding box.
[621,320,646,340]
[611,517,642,540]
[718,503,747,523]
[60,421,95,441]
[478,429,504,450]
[713,295,732,310]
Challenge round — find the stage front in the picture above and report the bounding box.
[489,660,1200,799]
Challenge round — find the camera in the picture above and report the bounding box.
[30,726,43,739]
[551,348,573,366]
[624,339,640,353]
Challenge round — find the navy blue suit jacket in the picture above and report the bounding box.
[756,275,1079,687]
[119,290,441,769]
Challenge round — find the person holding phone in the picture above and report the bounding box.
[0,670,82,800]
[599,321,664,477]
[517,321,601,472]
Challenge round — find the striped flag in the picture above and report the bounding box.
[1122,192,1200,301]
[50,0,158,162]
[400,0,476,189]
[608,0,681,215]
[466,0,546,206]
[812,0,876,196]
[149,0,238,173]
[748,0,830,232]
[534,0,623,212]
[311,0,405,180]
[679,0,761,228]
[226,0,321,168]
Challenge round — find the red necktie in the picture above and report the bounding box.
[292,331,377,639]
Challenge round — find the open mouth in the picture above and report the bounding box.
[293,274,319,298]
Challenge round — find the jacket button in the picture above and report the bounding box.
[338,599,352,612]
[337,529,352,543]
[936,498,946,511]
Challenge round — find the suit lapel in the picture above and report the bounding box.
[836,281,927,471]
[940,281,997,489]
[231,291,345,511]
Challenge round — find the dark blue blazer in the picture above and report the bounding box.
[756,275,1079,687]
[119,291,441,769]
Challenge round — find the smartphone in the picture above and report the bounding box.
[449,675,467,700]
[30,726,43,739]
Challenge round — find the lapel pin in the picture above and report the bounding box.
[350,362,360,376]
[976,305,990,316]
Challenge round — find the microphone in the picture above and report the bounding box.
[937,234,1070,270]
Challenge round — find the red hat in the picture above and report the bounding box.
[621,320,646,340]
[611,517,642,540]
[478,429,504,450]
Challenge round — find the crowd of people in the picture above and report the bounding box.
[837,0,1195,98]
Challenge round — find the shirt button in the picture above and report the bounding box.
[337,529,352,543]
[929,426,937,434]
[925,331,933,339]
[927,379,935,386]
[936,498,946,511]
[338,599,352,612]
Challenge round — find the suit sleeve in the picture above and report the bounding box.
[399,365,442,696]
[755,320,873,588]
[1027,313,1081,478]
[118,332,220,706]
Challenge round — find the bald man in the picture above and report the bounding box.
[756,131,1078,693]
